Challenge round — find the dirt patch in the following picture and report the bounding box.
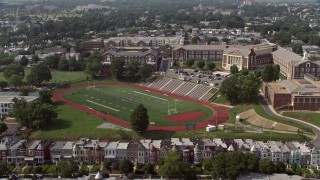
[166,111,206,123]
[239,109,299,132]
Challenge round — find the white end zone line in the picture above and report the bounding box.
[133,91,168,101]
[87,100,120,112]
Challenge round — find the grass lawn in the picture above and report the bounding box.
[211,91,230,105]
[63,85,213,126]
[282,111,320,127]
[30,100,311,142]
[0,67,86,83]
[227,103,313,133]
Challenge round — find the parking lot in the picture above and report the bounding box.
[165,69,230,88]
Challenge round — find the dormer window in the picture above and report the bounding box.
[306,63,310,67]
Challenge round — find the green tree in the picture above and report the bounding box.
[259,158,274,174]
[0,123,7,134]
[85,52,102,78]
[230,64,239,74]
[20,55,29,66]
[238,74,261,102]
[0,160,10,177]
[191,36,200,44]
[139,63,152,82]
[103,160,112,171]
[225,151,246,179]
[3,64,24,80]
[197,60,205,69]
[186,58,195,68]
[273,64,280,81]
[45,55,60,69]
[119,159,134,175]
[10,98,57,130]
[274,161,286,173]
[56,160,79,178]
[183,164,197,180]
[211,153,226,179]
[261,64,274,82]
[159,151,185,179]
[110,58,125,80]
[31,55,40,64]
[8,75,23,89]
[241,68,249,76]
[206,62,216,71]
[124,61,141,82]
[206,37,219,44]
[39,89,53,104]
[245,153,260,173]
[202,158,215,173]
[220,75,241,104]
[292,43,303,55]
[130,104,149,134]
[27,63,52,85]
[58,57,69,71]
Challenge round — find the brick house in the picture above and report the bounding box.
[222,44,274,70]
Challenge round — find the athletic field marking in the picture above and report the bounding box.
[87,100,120,112]
[133,91,168,101]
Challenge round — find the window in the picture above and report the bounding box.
[306,63,310,67]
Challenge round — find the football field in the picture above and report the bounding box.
[63,85,213,126]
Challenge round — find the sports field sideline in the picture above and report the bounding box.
[63,85,213,126]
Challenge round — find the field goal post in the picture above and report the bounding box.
[167,100,178,115]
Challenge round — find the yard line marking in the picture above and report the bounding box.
[86,100,120,112]
[133,91,168,101]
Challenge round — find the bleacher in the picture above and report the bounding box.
[143,77,214,102]
[187,85,212,99]
[161,79,183,92]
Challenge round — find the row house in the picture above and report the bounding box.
[2,137,320,169]
[222,44,275,71]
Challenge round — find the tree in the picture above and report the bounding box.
[273,64,280,81]
[238,74,261,102]
[197,60,205,69]
[220,75,241,104]
[27,63,52,85]
[0,123,7,134]
[211,153,226,179]
[0,160,9,177]
[202,158,215,173]
[191,36,200,44]
[206,62,216,71]
[8,75,23,89]
[139,63,152,82]
[206,37,219,44]
[10,98,57,130]
[20,55,29,66]
[85,52,102,78]
[182,164,197,180]
[56,160,79,178]
[225,151,246,179]
[274,161,286,173]
[124,61,141,82]
[58,58,69,71]
[259,158,274,174]
[3,64,24,80]
[186,59,195,68]
[32,55,40,64]
[230,64,239,74]
[130,104,149,134]
[159,151,185,179]
[292,43,303,55]
[39,89,53,104]
[143,163,155,175]
[241,68,249,76]
[110,58,125,80]
[119,159,134,175]
[45,55,60,69]
[103,160,112,171]
[244,153,260,173]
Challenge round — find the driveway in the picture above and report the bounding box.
[258,93,320,148]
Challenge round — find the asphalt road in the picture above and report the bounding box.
[258,94,320,148]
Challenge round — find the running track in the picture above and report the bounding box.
[53,83,230,131]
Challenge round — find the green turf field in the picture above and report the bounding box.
[62,85,213,126]
[282,111,320,127]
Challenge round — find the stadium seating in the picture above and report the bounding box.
[144,76,214,102]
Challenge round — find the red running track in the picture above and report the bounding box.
[53,83,230,132]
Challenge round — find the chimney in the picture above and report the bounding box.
[225,45,229,49]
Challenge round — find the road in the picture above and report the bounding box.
[258,93,320,148]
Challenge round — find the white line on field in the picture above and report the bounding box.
[86,100,120,112]
[133,91,168,101]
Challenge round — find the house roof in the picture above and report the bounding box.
[173,45,225,51]
[103,49,158,57]
[272,47,302,65]
[51,141,66,150]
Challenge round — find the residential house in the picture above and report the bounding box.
[105,141,119,162]
[0,136,18,161]
[116,142,128,161]
[7,140,27,165]
[127,142,139,163]
[50,141,67,163]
